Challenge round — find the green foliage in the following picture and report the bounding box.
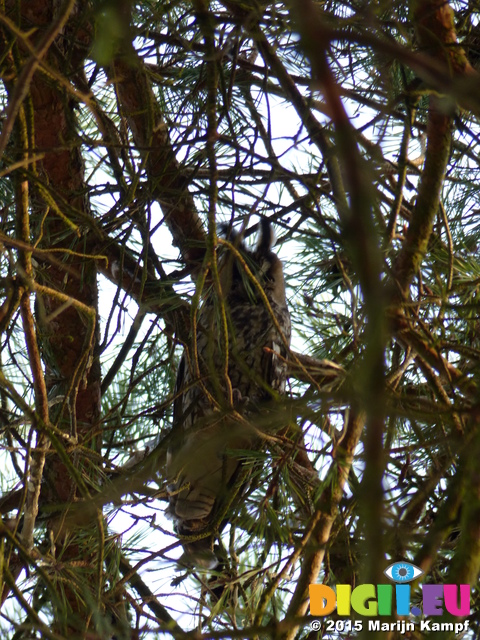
[1,0,480,638]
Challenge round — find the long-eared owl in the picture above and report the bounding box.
[166,219,291,568]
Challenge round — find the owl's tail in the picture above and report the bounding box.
[178,537,218,570]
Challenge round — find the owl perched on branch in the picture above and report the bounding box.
[166,218,291,569]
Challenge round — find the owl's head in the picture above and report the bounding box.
[218,218,286,306]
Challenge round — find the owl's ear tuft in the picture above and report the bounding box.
[256,217,275,253]
[217,221,234,240]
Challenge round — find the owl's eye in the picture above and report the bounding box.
[384,561,423,583]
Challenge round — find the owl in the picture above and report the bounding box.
[166,218,291,568]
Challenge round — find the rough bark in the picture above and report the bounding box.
[1,1,107,635]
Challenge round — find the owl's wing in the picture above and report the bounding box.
[167,349,257,568]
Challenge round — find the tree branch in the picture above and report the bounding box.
[393,0,471,297]
[108,18,206,273]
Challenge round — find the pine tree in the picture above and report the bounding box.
[0,0,479,638]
